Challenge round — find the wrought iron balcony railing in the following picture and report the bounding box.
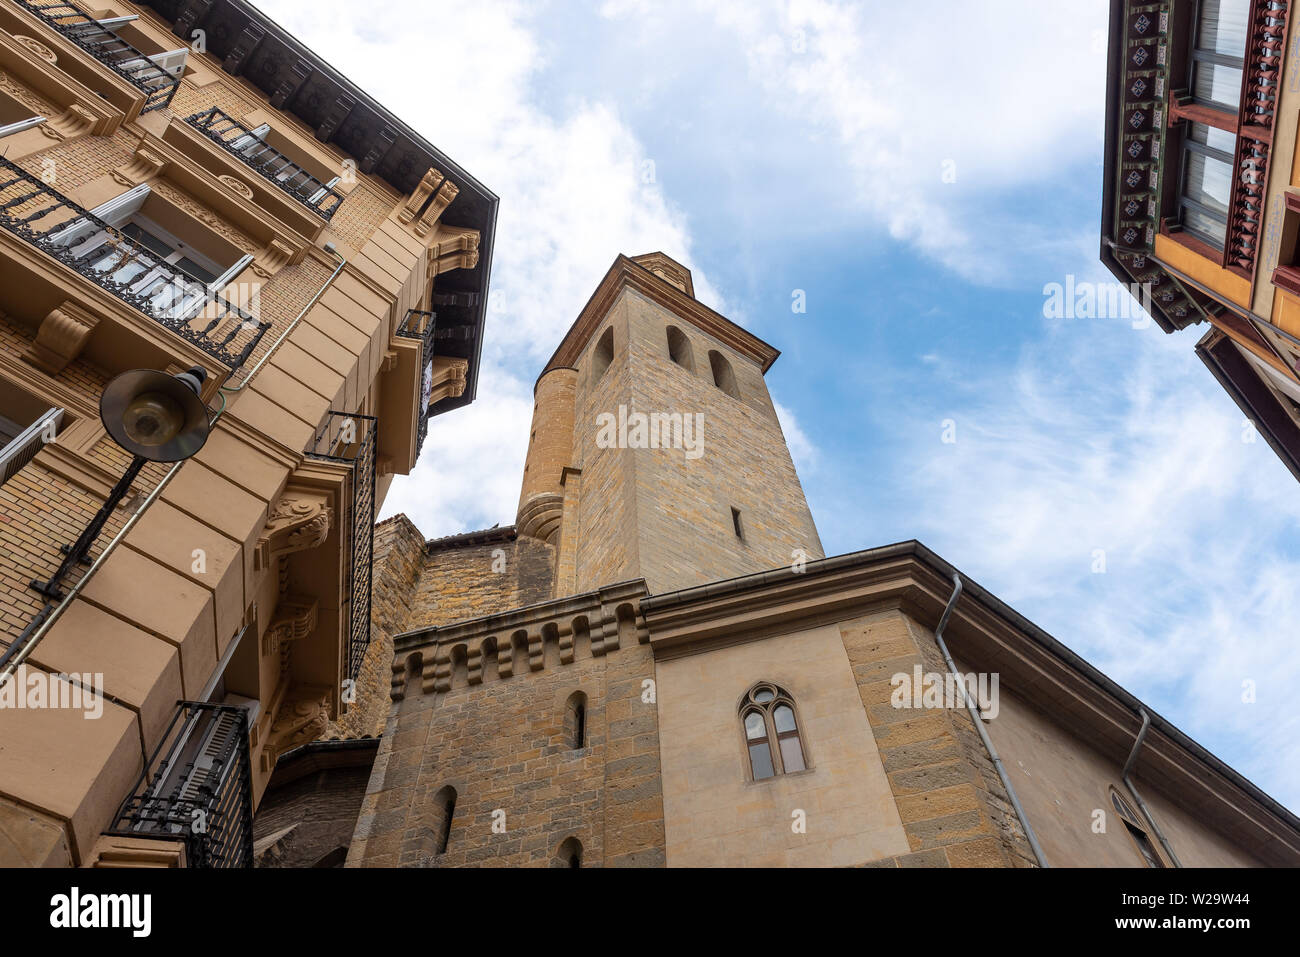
[109,702,254,868]
[306,412,377,683]
[185,109,345,220]
[14,1,179,113]
[0,157,270,368]
[397,309,437,460]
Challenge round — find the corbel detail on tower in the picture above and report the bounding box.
[391,582,649,699]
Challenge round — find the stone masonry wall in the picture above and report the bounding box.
[566,288,823,596]
[623,289,823,592]
[326,517,557,740]
[253,762,374,868]
[348,587,665,867]
[840,606,1037,868]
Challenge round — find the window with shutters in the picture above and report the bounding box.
[0,375,63,488]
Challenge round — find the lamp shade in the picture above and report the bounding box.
[100,367,211,462]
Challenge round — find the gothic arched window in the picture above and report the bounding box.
[739,682,807,781]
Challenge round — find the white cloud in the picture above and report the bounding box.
[896,314,1300,809]
[258,0,1300,811]
[382,363,533,536]
[598,0,1110,283]
[258,0,724,537]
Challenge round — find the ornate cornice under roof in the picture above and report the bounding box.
[540,254,780,383]
[1099,0,1210,335]
[133,0,497,412]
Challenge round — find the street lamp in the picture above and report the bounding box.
[30,365,212,600]
[100,365,212,462]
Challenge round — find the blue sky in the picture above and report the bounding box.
[263,0,1300,811]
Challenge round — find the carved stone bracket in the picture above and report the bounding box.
[253,238,296,277]
[415,179,459,237]
[426,356,469,409]
[262,684,330,769]
[255,488,332,572]
[428,230,480,275]
[398,167,442,225]
[44,104,97,143]
[116,145,169,186]
[261,593,319,667]
[23,300,99,374]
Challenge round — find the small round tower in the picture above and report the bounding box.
[516,365,577,544]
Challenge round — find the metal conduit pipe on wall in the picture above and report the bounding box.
[933,572,1051,868]
[1123,708,1183,868]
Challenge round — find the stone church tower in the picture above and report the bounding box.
[517,252,823,597]
[255,253,1300,870]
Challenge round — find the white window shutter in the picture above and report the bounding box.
[150,48,190,77]
[0,408,62,486]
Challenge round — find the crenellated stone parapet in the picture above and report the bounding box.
[390,579,648,701]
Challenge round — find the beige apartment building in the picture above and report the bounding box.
[0,0,493,866]
[252,253,1299,869]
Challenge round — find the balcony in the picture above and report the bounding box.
[0,156,270,368]
[13,0,179,114]
[109,702,254,869]
[397,309,437,458]
[185,109,345,220]
[305,412,377,683]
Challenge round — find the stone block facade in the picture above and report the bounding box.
[837,606,1035,868]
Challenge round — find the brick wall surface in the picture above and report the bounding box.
[0,0,437,863]
[0,314,169,641]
